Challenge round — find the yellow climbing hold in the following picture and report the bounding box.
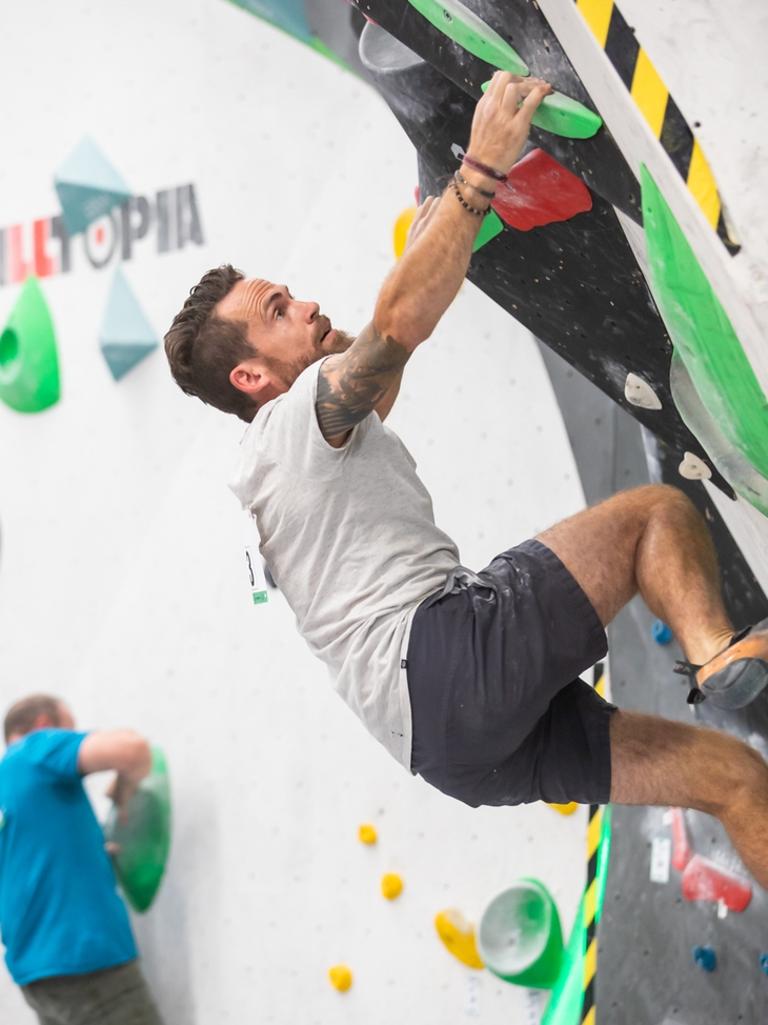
[548,801,578,816]
[434,909,484,969]
[393,206,417,259]
[328,964,353,992]
[358,823,377,845]
[381,872,404,900]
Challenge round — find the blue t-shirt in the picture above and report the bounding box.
[0,729,137,985]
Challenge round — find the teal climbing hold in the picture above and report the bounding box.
[54,137,132,236]
[227,0,312,43]
[0,277,60,414]
[480,81,602,141]
[407,0,529,75]
[103,746,172,913]
[99,268,158,381]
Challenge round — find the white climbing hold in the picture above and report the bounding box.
[624,372,662,410]
[678,452,712,481]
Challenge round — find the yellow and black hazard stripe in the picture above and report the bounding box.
[581,800,602,1025]
[574,0,738,254]
[580,661,606,1025]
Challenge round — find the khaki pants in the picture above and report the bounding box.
[22,960,164,1025]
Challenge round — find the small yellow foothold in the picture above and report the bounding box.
[548,801,578,816]
[358,823,377,845]
[381,872,403,900]
[328,964,353,992]
[434,909,484,969]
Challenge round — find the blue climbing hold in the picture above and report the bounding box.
[760,953,768,976]
[693,945,717,973]
[652,619,673,645]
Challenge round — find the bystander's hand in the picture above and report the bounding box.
[105,772,139,825]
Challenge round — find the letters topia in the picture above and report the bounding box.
[0,183,204,286]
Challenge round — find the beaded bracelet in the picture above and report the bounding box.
[462,153,507,182]
[454,169,496,200]
[449,180,489,217]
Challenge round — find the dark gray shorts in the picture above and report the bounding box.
[407,539,615,807]
[22,960,164,1025]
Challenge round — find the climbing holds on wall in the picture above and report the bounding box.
[358,823,377,845]
[393,206,417,259]
[103,746,172,913]
[641,165,768,511]
[478,879,564,989]
[472,209,503,253]
[681,854,752,913]
[652,620,672,645]
[381,872,403,900]
[407,0,528,75]
[434,909,484,969]
[54,137,132,236]
[678,452,712,482]
[548,801,578,816]
[759,953,768,976]
[328,964,353,991]
[692,945,717,973]
[99,268,158,381]
[0,276,60,414]
[480,80,602,141]
[668,808,692,872]
[670,349,768,516]
[624,372,662,411]
[490,149,592,232]
[229,0,313,43]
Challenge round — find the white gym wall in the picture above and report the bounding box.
[0,2,588,1021]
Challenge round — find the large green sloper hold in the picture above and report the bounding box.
[641,165,768,485]
[104,746,172,913]
[480,80,602,141]
[0,277,60,414]
[407,0,529,75]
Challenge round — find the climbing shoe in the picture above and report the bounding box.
[673,617,768,709]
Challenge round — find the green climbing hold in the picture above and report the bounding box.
[407,0,529,75]
[104,746,172,913]
[473,209,504,252]
[480,81,602,140]
[478,878,564,989]
[532,92,602,140]
[541,806,612,1025]
[641,165,768,504]
[0,277,60,414]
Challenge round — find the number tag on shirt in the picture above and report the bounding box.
[244,515,268,606]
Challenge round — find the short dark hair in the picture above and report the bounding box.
[4,694,64,743]
[164,265,260,422]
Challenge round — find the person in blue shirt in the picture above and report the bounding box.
[0,694,164,1025]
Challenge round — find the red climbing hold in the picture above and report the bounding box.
[681,855,752,912]
[491,148,592,232]
[669,808,692,871]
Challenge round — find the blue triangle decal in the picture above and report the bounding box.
[54,137,131,235]
[99,269,158,381]
[101,342,157,381]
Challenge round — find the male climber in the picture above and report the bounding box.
[0,694,164,1025]
[164,72,768,888]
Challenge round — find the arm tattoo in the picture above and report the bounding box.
[316,324,410,441]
